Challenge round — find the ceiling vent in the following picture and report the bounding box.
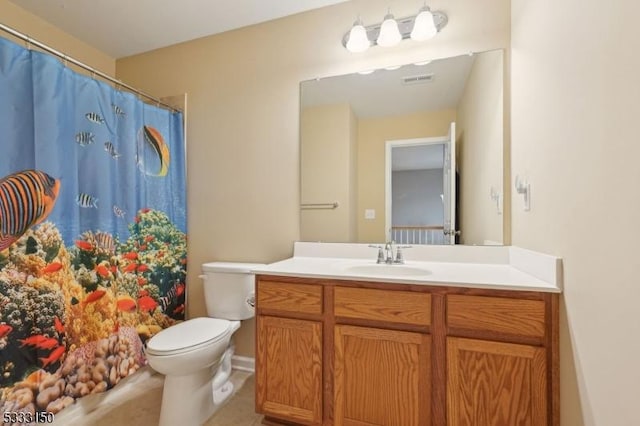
[401,73,435,85]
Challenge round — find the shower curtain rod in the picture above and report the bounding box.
[0,22,179,112]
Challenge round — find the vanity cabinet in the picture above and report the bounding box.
[256,280,324,425]
[255,276,559,426]
[333,287,432,426]
[447,337,547,425]
[445,294,553,425]
[334,325,430,426]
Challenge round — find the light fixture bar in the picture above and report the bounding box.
[342,11,448,49]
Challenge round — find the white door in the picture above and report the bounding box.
[442,122,457,244]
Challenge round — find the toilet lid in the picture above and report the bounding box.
[146,317,231,354]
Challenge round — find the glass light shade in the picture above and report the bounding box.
[376,14,401,47]
[346,23,370,53]
[410,8,438,41]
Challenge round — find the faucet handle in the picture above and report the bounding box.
[394,245,412,264]
[368,244,385,264]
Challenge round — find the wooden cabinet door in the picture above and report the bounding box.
[447,337,547,426]
[256,316,323,425]
[334,325,431,426]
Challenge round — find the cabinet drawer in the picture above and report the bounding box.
[257,281,323,314]
[334,287,431,326]
[447,295,546,338]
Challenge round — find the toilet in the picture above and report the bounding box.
[145,262,263,426]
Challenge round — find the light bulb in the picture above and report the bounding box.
[376,13,401,47]
[410,7,438,41]
[346,19,370,53]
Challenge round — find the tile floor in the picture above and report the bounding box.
[51,367,262,425]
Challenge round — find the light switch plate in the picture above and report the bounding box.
[365,209,375,219]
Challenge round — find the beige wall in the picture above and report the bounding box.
[7,2,636,423]
[0,0,115,76]
[357,109,456,242]
[457,49,504,245]
[300,103,356,242]
[511,1,640,425]
[116,0,510,357]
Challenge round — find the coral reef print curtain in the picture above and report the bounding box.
[0,36,186,419]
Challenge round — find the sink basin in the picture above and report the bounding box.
[341,264,431,277]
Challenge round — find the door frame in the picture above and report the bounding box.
[384,136,448,243]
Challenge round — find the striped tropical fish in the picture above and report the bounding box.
[104,141,120,159]
[75,132,95,146]
[94,231,116,254]
[85,112,104,124]
[76,193,98,208]
[112,204,126,218]
[112,103,125,117]
[0,170,60,251]
[158,281,186,313]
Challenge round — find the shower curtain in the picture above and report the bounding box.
[0,36,186,418]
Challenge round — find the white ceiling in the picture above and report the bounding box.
[8,0,349,58]
[301,53,475,118]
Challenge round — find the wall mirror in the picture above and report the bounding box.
[300,49,506,245]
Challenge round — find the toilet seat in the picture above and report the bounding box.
[146,317,231,356]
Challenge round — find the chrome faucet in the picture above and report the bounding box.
[369,242,411,264]
[384,241,394,264]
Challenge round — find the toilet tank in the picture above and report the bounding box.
[200,262,264,320]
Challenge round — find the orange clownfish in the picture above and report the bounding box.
[123,263,138,273]
[53,316,64,334]
[41,262,63,274]
[83,289,107,305]
[95,264,111,278]
[39,345,65,368]
[137,296,158,312]
[0,324,13,339]
[19,334,47,347]
[75,240,94,251]
[123,252,138,261]
[116,296,137,313]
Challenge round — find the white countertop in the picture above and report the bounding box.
[252,243,562,293]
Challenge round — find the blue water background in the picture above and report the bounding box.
[0,36,186,244]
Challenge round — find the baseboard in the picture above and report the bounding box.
[232,355,255,373]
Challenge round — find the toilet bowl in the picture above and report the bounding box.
[145,262,263,426]
[146,317,237,376]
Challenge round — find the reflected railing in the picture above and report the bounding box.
[391,225,444,245]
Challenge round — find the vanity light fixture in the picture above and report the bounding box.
[345,16,370,53]
[410,4,438,41]
[377,9,402,47]
[343,4,448,53]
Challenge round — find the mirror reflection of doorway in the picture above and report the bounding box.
[385,123,457,244]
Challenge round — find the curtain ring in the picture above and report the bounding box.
[91,69,96,79]
[25,37,32,50]
[63,55,68,67]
